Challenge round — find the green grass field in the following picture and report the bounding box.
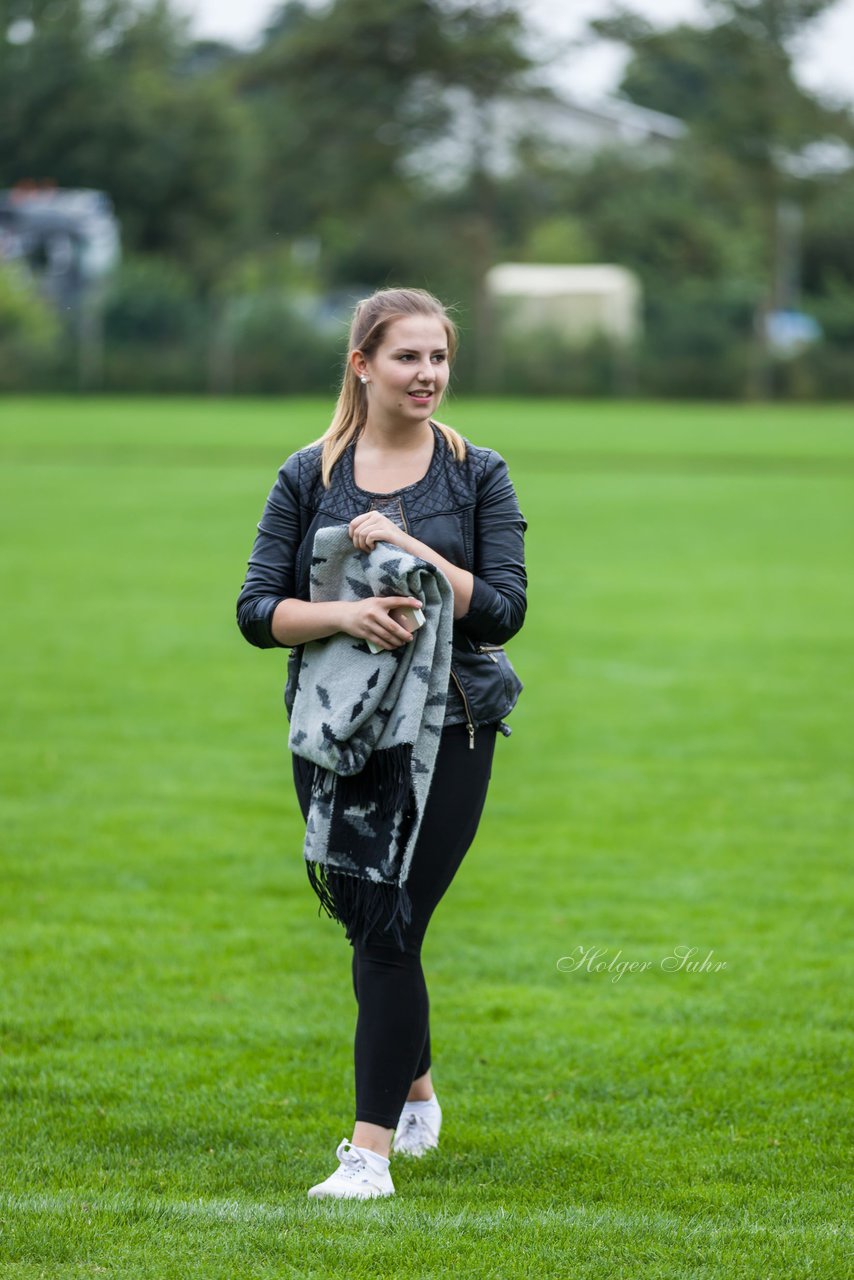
[1,397,851,1278]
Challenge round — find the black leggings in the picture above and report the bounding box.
[292,722,497,1128]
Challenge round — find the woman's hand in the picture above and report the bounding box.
[346,510,475,620]
[339,596,424,650]
[348,511,410,553]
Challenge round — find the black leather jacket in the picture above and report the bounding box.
[236,422,528,739]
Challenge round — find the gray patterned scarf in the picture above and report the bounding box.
[288,525,453,951]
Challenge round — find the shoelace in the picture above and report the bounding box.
[398,1111,436,1151]
[335,1139,376,1180]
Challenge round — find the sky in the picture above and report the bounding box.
[174,0,854,109]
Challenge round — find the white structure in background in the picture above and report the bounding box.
[0,186,121,386]
[485,263,642,346]
[0,187,120,312]
[498,93,687,167]
[404,90,686,188]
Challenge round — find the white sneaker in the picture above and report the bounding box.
[307,1138,395,1199]
[392,1093,442,1157]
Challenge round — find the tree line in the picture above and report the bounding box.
[1,0,853,397]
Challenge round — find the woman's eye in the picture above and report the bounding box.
[431,354,446,363]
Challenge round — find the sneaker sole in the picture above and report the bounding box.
[308,1186,394,1199]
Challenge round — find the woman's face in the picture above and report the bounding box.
[354,314,451,426]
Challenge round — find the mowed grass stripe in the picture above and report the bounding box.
[1,1191,848,1240]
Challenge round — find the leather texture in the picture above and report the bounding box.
[236,422,528,730]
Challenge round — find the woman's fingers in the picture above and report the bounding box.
[348,512,403,551]
[383,596,424,611]
[342,597,424,647]
[368,597,421,646]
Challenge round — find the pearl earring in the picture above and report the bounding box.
[360,375,368,384]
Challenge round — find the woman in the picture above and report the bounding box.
[236,286,527,1199]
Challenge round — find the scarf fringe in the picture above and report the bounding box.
[305,859,413,952]
[312,742,412,819]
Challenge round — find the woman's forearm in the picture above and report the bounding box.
[272,533,474,644]
[272,594,424,649]
[400,536,474,618]
[271,598,348,646]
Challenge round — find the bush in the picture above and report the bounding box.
[223,292,343,394]
[99,256,208,392]
[492,323,635,396]
[103,257,203,345]
[0,263,61,390]
[639,284,755,398]
[759,287,854,401]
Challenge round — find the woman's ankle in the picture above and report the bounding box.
[352,1120,393,1157]
[405,1088,436,1104]
[406,1072,434,1102]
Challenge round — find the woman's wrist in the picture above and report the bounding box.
[400,534,473,618]
[401,532,441,564]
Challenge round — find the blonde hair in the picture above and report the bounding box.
[314,286,466,487]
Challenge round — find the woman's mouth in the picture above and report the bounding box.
[408,390,433,400]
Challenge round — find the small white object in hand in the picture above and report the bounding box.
[367,605,426,654]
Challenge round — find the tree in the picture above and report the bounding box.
[235,0,533,252]
[0,0,257,291]
[590,0,854,394]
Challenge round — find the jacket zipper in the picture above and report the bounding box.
[366,495,409,534]
[476,643,503,663]
[449,664,475,749]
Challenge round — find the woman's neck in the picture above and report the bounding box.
[359,417,433,455]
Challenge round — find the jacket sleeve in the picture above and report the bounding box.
[235,451,303,649]
[455,449,528,646]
